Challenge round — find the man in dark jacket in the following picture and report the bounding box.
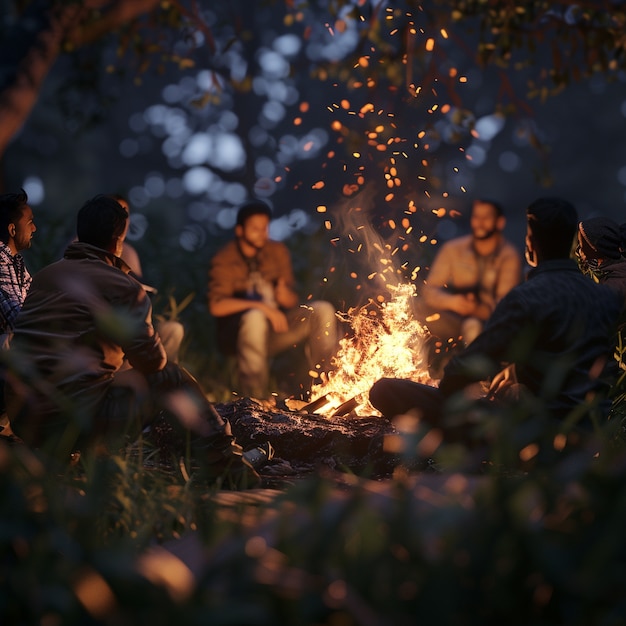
[5,195,258,487]
[370,198,622,445]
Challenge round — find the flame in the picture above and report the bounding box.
[310,283,432,416]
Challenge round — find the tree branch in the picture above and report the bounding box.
[0,0,161,157]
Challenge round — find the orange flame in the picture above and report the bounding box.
[310,283,432,416]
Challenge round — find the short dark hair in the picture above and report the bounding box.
[527,197,578,260]
[236,201,272,227]
[109,193,128,206]
[77,195,128,250]
[0,189,28,244]
[474,198,504,218]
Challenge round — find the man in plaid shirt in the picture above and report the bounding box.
[0,190,36,346]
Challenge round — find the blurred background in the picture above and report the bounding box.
[2,0,625,389]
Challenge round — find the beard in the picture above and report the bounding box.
[473,227,499,241]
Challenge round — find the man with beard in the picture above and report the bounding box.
[371,197,622,460]
[415,199,522,377]
[0,189,37,347]
[208,201,338,400]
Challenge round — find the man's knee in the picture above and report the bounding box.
[369,378,397,415]
[156,320,185,362]
[240,308,270,337]
[310,300,336,325]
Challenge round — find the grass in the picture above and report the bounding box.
[2,402,626,625]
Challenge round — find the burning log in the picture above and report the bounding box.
[301,393,331,414]
[330,396,359,417]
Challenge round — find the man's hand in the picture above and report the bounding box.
[264,305,289,333]
[274,278,298,309]
[451,293,479,317]
[488,363,517,399]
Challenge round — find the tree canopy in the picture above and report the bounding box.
[3,1,626,299]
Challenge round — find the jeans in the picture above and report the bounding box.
[237,300,337,398]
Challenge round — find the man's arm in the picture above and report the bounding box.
[0,260,27,334]
[422,243,479,317]
[119,287,167,372]
[494,246,523,303]
[0,287,23,335]
[439,290,528,396]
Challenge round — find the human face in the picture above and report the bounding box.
[11,205,36,253]
[236,214,270,255]
[524,224,538,267]
[470,201,502,241]
[115,217,130,258]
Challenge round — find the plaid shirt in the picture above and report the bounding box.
[0,242,31,336]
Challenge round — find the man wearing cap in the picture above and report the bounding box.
[576,216,626,302]
[208,201,338,399]
[576,216,626,421]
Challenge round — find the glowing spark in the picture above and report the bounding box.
[520,443,539,462]
[425,38,435,51]
[312,181,325,189]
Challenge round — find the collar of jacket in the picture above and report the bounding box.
[64,241,131,274]
[0,241,19,264]
[527,258,579,279]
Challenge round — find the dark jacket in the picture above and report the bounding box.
[6,242,166,441]
[440,259,622,418]
[594,258,626,306]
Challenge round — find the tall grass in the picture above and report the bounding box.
[2,406,626,625]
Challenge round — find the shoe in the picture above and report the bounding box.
[195,429,261,489]
[242,441,274,470]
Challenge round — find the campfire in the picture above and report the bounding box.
[306,282,433,417]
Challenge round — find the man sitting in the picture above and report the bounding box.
[5,195,257,487]
[414,198,521,377]
[370,198,622,456]
[208,201,338,399]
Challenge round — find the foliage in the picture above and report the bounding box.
[3,6,626,619]
[3,407,626,624]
